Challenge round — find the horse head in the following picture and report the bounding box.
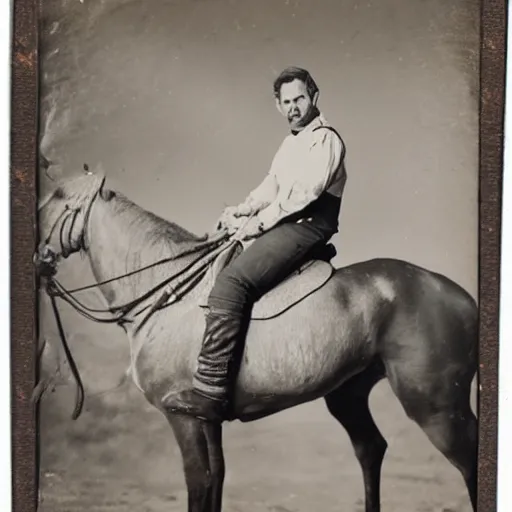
[36,169,114,274]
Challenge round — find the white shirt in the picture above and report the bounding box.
[242,113,346,230]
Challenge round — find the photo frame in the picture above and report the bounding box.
[8,0,507,510]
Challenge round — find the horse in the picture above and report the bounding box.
[35,172,478,512]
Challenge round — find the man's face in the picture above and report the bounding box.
[276,79,318,131]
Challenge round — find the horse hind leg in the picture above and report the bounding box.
[324,359,387,512]
[166,413,225,512]
[383,335,477,510]
[419,403,477,510]
[389,378,476,510]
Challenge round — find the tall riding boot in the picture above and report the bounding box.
[161,307,247,422]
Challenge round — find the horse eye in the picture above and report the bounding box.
[102,189,115,201]
[53,187,65,199]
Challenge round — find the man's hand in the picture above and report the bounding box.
[233,203,253,217]
[238,217,264,241]
[215,203,253,231]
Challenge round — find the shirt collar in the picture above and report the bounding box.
[290,111,328,136]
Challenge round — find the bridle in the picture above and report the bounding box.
[35,185,238,420]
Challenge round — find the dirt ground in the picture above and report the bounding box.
[36,0,480,511]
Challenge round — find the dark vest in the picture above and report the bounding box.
[284,125,346,235]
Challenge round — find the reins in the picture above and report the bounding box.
[35,189,253,420]
[45,236,230,324]
[46,283,86,420]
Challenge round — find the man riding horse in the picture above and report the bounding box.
[163,66,348,422]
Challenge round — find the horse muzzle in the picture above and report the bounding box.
[33,244,60,278]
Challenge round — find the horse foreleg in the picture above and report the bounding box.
[324,362,387,512]
[166,414,224,512]
[203,422,225,512]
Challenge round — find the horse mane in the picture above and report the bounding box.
[105,190,218,261]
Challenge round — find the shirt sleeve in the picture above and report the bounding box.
[239,171,278,213]
[257,128,344,230]
[236,144,281,214]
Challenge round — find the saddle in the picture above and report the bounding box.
[197,241,336,320]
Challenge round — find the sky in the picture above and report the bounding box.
[40,0,480,297]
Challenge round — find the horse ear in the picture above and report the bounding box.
[98,175,107,198]
[98,175,114,201]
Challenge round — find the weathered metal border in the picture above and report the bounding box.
[10,0,39,510]
[477,1,507,510]
[9,0,506,510]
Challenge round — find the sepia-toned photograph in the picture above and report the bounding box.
[34,1,481,511]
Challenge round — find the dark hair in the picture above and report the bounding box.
[273,67,319,100]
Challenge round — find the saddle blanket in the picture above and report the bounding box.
[197,243,335,320]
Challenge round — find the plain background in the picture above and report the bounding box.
[38,0,482,511]
[0,0,510,511]
[39,0,480,298]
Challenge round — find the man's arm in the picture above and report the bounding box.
[236,171,278,215]
[213,156,279,232]
[255,129,344,231]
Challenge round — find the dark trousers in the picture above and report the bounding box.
[192,218,337,399]
[207,219,336,314]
